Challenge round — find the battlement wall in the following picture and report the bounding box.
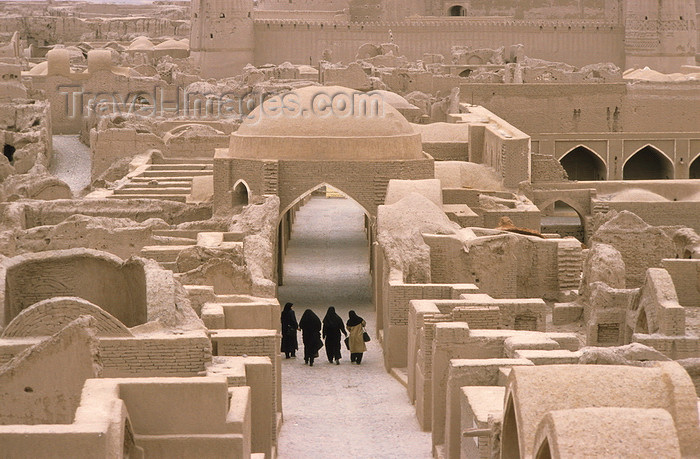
[253,18,624,67]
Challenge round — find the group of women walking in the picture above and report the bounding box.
[280,302,367,366]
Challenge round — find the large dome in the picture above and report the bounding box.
[229,85,423,160]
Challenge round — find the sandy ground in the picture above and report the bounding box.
[50,135,92,196]
[277,196,432,459]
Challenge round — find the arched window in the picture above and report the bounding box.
[623,145,673,180]
[536,438,552,459]
[689,154,700,179]
[560,146,606,181]
[233,181,249,206]
[449,5,466,16]
[501,396,520,459]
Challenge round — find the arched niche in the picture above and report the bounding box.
[623,145,674,180]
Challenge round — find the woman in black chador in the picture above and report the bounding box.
[280,302,298,359]
[322,306,347,365]
[298,309,323,366]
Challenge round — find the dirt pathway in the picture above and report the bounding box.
[51,135,92,196]
[277,196,432,459]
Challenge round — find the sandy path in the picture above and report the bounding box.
[50,135,92,196]
[277,196,432,459]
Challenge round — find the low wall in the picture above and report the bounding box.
[3,250,147,328]
[661,259,700,308]
[100,333,212,377]
[382,277,478,370]
[597,200,700,234]
[209,329,281,444]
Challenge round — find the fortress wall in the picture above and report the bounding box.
[0,16,187,44]
[460,82,700,137]
[253,19,624,67]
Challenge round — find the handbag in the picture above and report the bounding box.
[344,337,350,350]
[362,329,371,342]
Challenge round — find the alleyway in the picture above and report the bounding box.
[51,135,92,196]
[277,196,432,459]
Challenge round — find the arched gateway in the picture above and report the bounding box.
[213,85,434,217]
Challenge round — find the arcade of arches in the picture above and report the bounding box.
[556,145,700,180]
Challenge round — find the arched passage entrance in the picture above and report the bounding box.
[449,5,466,16]
[559,146,606,181]
[540,200,584,242]
[623,146,674,180]
[689,154,700,179]
[277,183,372,288]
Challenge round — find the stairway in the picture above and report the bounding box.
[110,157,213,203]
[557,240,583,290]
[140,228,200,271]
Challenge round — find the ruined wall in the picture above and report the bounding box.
[0,16,187,45]
[0,318,100,426]
[424,233,560,300]
[3,251,147,328]
[591,212,675,288]
[596,201,700,234]
[17,198,211,227]
[661,259,700,308]
[0,99,52,175]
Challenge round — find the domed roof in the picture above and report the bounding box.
[371,90,417,110]
[129,36,154,50]
[155,38,189,50]
[230,85,423,161]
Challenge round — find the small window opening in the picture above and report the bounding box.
[449,5,465,16]
[3,144,15,164]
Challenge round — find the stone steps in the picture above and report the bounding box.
[108,194,188,203]
[140,245,195,263]
[114,187,192,195]
[153,229,204,240]
[139,169,213,178]
[157,157,213,165]
[558,244,583,289]
[147,163,213,171]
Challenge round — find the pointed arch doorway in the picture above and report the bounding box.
[277,184,372,305]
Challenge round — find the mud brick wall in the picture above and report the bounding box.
[662,259,700,308]
[99,334,212,377]
[452,306,500,329]
[209,329,280,443]
[632,334,700,360]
